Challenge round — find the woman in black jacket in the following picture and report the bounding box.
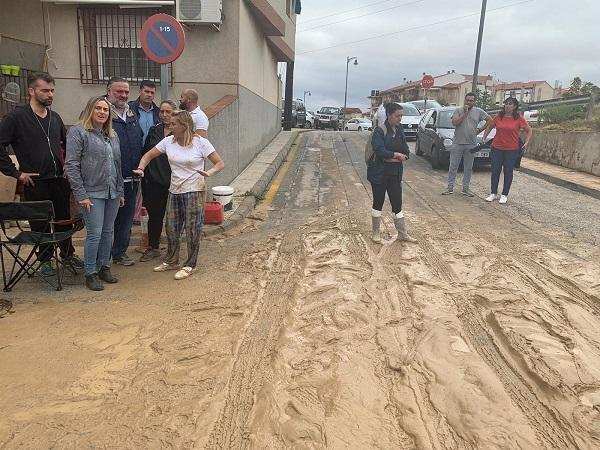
[139,100,176,262]
[367,103,416,243]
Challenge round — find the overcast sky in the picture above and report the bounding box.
[291,0,600,112]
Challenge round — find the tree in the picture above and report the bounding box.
[581,81,600,96]
[475,88,494,110]
[563,77,600,97]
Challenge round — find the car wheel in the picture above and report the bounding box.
[415,137,424,156]
[358,127,362,131]
[305,121,312,129]
[431,145,443,169]
[345,127,348,131]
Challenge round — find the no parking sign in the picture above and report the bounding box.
[141,14,185,64]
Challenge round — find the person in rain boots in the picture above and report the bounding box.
[366,103,416,243]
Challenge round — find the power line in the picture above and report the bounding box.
[297,0,535,55]
[298,0,426,34]
[299,0,399,25]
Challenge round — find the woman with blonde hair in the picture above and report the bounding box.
[134,110,224,280]
[65,96,124,291]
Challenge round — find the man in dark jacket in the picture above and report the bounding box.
[128,80,159,143]
[0,72,83,275]
[105,77,143,266]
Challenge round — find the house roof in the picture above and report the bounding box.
[342,107,362,114]
[495,81,548,90]
[381,73,493,93]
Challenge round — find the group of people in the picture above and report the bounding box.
[0,72,223,291]
[367,93,532,243]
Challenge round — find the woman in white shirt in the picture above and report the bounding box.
[134,110,224,279]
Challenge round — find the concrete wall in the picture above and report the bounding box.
[238,1,280,107]
[526,130,600,176]
[206,99,240,187]
[238,86,279,169]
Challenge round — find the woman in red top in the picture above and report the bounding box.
[482,97,532,204]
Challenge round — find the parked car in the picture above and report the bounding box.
[315,106,342,130]
[373,102,422,140]
[409,99,442,114]
[344,118,373,131]
[280,99,306,128]
[303,111,315,128]
[523,109,540,124]
[415,106,496,169]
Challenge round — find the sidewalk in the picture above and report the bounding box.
[203,130,301,236]
[518,157,600,200]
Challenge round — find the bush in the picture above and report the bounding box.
[539,105,586,124]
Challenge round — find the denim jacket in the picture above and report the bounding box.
[65,126,124,202]
[367,120,410,184]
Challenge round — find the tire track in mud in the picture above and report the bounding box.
[399,180,581,449]
[206,233,303,449]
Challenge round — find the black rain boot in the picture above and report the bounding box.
[85,273,105,291]
[394,217,417,243]
[98,266,119,283]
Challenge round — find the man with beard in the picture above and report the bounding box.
[179,89,209,138]
[0,72,83,276]
[442,92,492,197]
[105,77,143,266]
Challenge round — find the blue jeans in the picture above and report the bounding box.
[490,148,520,196]
[81,197,121,276]
[112,181,138,259]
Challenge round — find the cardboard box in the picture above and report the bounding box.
[0,155,18,202]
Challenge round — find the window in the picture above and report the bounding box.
[77,7,170,84]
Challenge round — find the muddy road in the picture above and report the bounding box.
[1,130,600,449]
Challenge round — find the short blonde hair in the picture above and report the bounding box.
[79,96,114,136]
[171,110,195,147]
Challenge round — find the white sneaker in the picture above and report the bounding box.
[499,195,508,204]
[174,266,196,280]
[153,262,179,272]
[485,193,498,202]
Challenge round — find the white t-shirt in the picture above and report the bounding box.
[190,106,209,132]
[155,136,216,194]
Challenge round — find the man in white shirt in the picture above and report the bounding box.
[179,89,209,138]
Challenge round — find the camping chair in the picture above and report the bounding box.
[0,201,84,292]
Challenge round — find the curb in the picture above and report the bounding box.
[517,166,600,200]
[203,130,303,236]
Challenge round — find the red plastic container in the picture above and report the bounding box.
[204,201,224,225]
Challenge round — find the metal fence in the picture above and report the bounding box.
[486,95,593,114]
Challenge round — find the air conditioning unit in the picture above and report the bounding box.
[176,0,223,25]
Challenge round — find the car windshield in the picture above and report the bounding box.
[400,104,421,116]
[438,111,455,129]
[358,119,371,123]
[320,107,340,114]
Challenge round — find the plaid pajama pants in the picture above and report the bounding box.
[164,190,205,268]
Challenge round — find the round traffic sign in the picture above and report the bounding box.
[141,14,185,64]
[421,75,434,89]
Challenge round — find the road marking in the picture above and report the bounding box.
[265,136,302,205]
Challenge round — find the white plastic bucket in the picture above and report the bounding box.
[212,185,234,206]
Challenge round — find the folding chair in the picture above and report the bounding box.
[0,201,84,292]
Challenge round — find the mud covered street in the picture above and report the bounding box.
[1,130,600,449]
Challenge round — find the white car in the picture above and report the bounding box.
[344,118,373,131]
[523,110,540,124]
[303,111,315,129]
[374,102,422,140]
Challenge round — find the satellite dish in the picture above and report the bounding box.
[2,82,20,103]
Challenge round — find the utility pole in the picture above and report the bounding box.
[344,56,358,128]
[472,0,488,95]
[303,90,311,107]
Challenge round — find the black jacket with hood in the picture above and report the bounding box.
[0,104,66,180]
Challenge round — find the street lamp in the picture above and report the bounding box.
[303,90,311,106]
[343,56,358,127]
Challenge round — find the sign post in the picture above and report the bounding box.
[421,74,434,112]
[141,14,186,101]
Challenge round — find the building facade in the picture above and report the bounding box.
[0,0,300,185]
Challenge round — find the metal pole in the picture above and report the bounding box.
[343,58,350,127]
[472,0,488,94]
[283,61,294,131]
[160,64,168,101]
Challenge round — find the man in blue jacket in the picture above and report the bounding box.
[105,77,143,266]
[129,80,160,143]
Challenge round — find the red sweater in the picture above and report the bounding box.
[491,115,528,150]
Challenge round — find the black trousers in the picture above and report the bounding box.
[371,172,403,214]
[23,178,75,261]
[142,181,169,249]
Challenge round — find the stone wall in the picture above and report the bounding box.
[526,130,600,176]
